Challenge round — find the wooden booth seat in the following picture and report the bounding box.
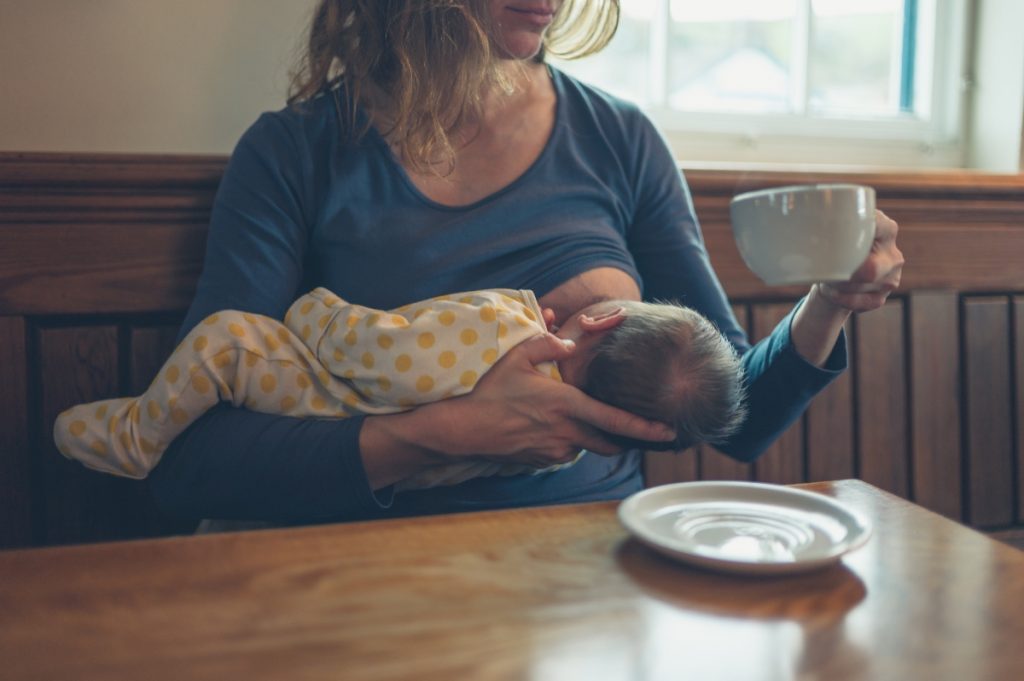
[2,152,1023,549]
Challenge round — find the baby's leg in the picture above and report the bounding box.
[53,311,350,478]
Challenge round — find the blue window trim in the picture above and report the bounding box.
[900,0,918,112]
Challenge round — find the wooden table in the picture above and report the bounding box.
[1,480,1022,680]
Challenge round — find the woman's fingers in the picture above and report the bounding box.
[445,331,674,467]
[510,332,676,446]
[819,209,904,313]
[853,211,904,284]
[565,388,675,446]
[514,331,577,366]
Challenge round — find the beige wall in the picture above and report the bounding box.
[3,1,1021,170]
[0,0,318,154]
[967,0,1024,172]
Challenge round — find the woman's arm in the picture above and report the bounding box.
[790,211,904,366]
[150,112,395,522]
[622,112,904,462]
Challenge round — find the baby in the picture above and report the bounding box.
[54,287,746,490]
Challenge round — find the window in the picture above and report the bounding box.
[552,0,971,168]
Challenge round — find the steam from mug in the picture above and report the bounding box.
[729,184,876,286]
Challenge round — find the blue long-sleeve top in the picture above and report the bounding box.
[148,67,845,523]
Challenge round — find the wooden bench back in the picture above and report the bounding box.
[2,152,1022,548]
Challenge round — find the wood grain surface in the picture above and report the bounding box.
[806,319,854,483]
[751,304,804,484]
[3,154,1023,317]
[0,316,31,547]
[1016,297,1024,524]
[963,298,1015,527]
[1,480,1021,681]
[854,300,909,497]
[909,291,963,520]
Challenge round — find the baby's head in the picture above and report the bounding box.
[556,300,747,452]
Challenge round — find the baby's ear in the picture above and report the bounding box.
[578,307,625,334]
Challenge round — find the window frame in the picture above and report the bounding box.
[558,0,973,168]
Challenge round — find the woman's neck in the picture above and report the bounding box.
[396,60,556,207]
[458,60,548,137]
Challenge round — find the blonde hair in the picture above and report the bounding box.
[288,1,620,174]
[583,301,748,452]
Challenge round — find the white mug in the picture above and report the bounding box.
[729,184,876,286]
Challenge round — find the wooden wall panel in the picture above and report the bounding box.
[963,298,1015,527]
[700,304,753,481]
[855,301,909,497]
[128,323,199,536]
[643,449,699,487]
[751,304,805,484]
[1016,297,1024,524]
[130,324,182,394]
[36,325,159,545]
[909,292,963,520]
[3,154,1023,544]
[0,317,32,548]
[806,319,855,483]
[699,221,1024,299]
[698,441,752,481]
[0,223,206,316]
[686,167,1024,298]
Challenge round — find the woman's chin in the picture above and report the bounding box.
[494,35,545,61]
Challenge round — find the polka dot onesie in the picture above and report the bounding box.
[54,287,574,490]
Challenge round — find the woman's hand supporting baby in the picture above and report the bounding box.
[357,332,677,490]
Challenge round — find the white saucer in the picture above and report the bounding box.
[618,481,872,576]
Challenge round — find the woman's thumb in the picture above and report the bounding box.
[513,333,576,367]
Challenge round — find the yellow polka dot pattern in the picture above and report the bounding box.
[193,374,212,394]
[53,287,554,487]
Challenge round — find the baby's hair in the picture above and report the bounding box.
[582,300,747,452]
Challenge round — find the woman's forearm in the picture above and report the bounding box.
[789,285,852,367]
[359,403,460,490]
[149,404,386,522]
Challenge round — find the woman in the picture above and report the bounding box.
[149,0,903,523]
